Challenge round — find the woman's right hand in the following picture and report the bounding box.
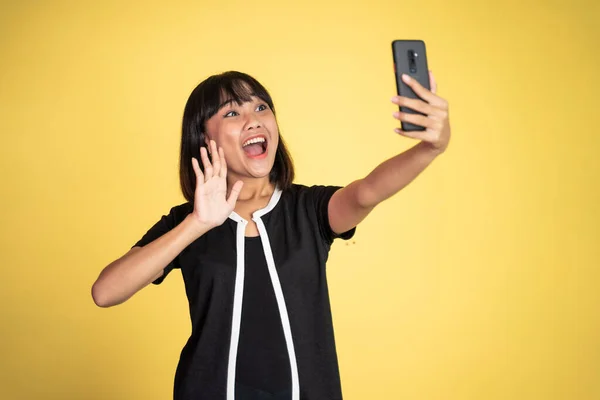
[190,140,244,230]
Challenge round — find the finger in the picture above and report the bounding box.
[219,147,228,178]
[402,74,446,109]
[391,96,446,119]
[393,111,440,130]
[191,157,204,185]
[227,180,244,208]
[429,70,438,94]
[394,127,437,143]
[200,146,213,181]
[210,140,221,176]
[401,73,435,102]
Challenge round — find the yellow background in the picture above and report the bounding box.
[1,0,599,399]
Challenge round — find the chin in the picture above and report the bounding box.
[249,167,273,179]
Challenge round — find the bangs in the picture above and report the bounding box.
[200,72,275,122]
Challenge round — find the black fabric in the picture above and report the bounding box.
[235,382,292,400]
[132,184,356,400]
[235,236,291,393]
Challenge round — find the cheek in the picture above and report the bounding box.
[271,132,280,150]
[222,130,241,151]
[267,120,280,143]
[204,120,219,144]
[209,123,239,149]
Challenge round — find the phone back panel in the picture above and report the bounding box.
[392,40,430,131]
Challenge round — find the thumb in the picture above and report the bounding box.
[227,181,244,208]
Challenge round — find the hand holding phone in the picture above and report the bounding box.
[392,40,430,131]
[390,40,451,154]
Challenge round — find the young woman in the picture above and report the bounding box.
[91,71,451,400]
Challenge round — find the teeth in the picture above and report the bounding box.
[242,137,266,147]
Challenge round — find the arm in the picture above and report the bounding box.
[91,140,243,308]
[328,72,451,234]
[91,216,211,308]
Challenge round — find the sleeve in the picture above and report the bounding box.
[310,185,356,245]
[132,205,187,285]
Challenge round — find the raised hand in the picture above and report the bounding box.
[190,140,243,229]
[391,71,451,154]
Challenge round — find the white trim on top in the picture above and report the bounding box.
[226,187,300,400]
[226,215,247,400]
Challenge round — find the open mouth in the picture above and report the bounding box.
[242,135,268,158]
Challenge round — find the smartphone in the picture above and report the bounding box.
[392,40,430,131]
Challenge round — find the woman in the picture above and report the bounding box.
[91,71,451,400]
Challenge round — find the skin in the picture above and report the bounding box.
[90,72,451,307]
[201,96,280,236]
[203,97,279,194]
[198,71,451,236]
[327,71,451,233]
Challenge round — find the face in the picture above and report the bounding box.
[204,95,279,182]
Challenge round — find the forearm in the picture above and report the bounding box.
[359,141,441,207]
[91,215,210,307]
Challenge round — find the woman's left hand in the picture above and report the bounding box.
[391,71,451,154]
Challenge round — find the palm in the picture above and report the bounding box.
[191,140,243,228]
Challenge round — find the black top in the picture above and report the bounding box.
[133,184,355,400]
[235,236,290,393]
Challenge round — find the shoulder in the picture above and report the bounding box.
[284,183,342,196]
[283,183,343,200]
[132,201,193,249]
[280,183,343,212]
[164,201,194,225]
[171,201,193,213]
[280,184,352,244]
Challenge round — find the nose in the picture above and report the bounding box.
[244,112,262,130]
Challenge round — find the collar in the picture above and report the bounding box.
[228,186,282,223]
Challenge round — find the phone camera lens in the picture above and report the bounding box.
[410,68,416,73]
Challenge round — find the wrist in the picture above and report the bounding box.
[418,141,445,158]
[183,214,214,239]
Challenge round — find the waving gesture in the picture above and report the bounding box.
[391,71,451,154]
[191,140,244,228]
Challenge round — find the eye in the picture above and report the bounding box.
[256,104,268,111]
[224,110,238,118]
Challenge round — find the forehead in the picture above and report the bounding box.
[218,92,261,109]
[217,79,255,104]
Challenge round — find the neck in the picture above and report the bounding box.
[228,175,275,202]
